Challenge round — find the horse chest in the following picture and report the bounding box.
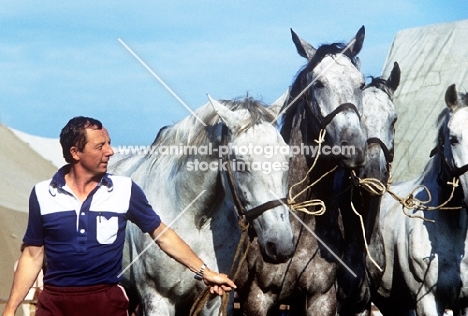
[406,213,467,297]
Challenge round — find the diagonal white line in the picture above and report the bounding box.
[269,190,357,278]
[118,38,207,126]
[270,38,357,126]
[118,189,207,278]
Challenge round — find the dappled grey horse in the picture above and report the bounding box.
[235,26,367,315]
[335,62,400,315]
[110,97,294,315]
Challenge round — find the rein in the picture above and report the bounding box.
[385,143,466,222]
[385,177,461,223]
[287,128,334,215]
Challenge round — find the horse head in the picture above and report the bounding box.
[209,96,295,263]
[286,26,367,169]
[360,61,400,183]
[437,84,468,207]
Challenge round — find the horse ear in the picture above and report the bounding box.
[269,88,290,117]
[291,28,316,60]
[348,25,365,57]
[445,84,460,111]
[207,94,242,129]
[387,62,401,93]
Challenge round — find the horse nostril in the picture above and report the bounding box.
[266,241,278,258]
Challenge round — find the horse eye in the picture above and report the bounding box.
[449,136,459,145]
[236,168,251,174]
[234,160,250,173]
[314,80,324,89]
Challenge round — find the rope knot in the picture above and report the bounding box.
[402,194,419,209]
[447,178,459,188]
[350,171,386,196]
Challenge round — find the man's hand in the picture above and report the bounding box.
[202,269,236,296]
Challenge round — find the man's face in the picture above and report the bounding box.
[75,127,114,175]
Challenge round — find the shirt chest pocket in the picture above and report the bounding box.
[96,216,119,244]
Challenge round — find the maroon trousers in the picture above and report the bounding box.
[35,284,129,316]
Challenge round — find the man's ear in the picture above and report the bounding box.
[70,146,80,161]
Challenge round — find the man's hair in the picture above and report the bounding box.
[60,116,103,163]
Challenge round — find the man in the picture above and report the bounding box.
[2,117,236,316]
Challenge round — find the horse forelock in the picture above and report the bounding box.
[306,42,360,73]
[365,76,394,100]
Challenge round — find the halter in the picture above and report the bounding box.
[441,155,468,179]
[311,102,362,130]
[430,141,468,187]
[366,137,394,166]
[220,124,288,222]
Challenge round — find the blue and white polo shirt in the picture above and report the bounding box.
[23,165,161,287]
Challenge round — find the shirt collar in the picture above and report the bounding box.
[49,165,114,195]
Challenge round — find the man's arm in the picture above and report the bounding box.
[2,245,44,316]
[150,223,236,296]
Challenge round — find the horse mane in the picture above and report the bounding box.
[365,76,395,100]
[281,42,360,141]
[153,97,275,147]
[149,97,276,172]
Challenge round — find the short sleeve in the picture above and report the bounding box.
[126,181,161,233]
[23,187,45,246]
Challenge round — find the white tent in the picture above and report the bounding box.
[381,19,468,182]
[9,128,65,168]
[0,124,57,313]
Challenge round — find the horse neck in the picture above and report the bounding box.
[335,169,377,241]
[421,153,461,205]
[152,125,229,219]
[287,130,339,200]
[360,190,384,242]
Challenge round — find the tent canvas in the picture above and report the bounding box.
[0,124,57,314]
[381,19,468,182]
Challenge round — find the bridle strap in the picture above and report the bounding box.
[245,198,288,221]
[319,102,361,129]
[435,143,468,185]
[220,124,288,221]
[221,124,248,218]
[367,137,394,163]
[447,159,468,178]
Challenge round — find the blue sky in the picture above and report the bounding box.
[0,1,466,146]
